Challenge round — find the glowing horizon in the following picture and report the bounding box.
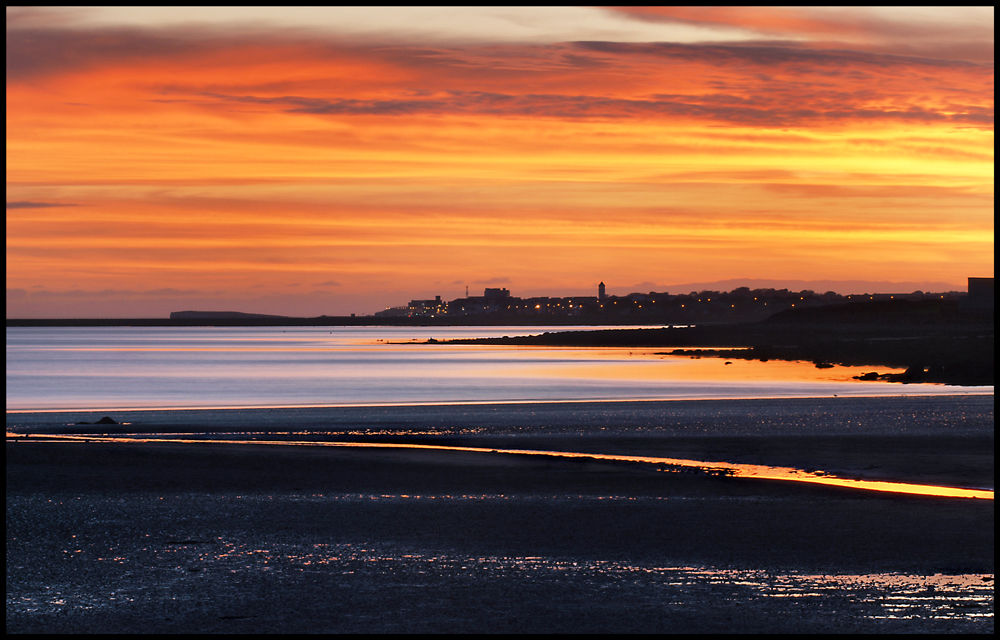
[6,7,994,318]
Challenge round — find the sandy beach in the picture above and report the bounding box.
[7,396,994,633]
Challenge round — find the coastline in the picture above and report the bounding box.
[453,323,994,387]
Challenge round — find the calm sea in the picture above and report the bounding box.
[5,326,988,413]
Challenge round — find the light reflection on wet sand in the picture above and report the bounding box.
[9,535,992,625]
[205,540,994,622]
[9,433,993,500]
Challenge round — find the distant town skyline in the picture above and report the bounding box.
[7,7,994,318]
[371,281,979,323]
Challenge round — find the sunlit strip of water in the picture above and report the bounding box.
[10,433,993,500]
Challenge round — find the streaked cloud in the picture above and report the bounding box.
[603,6,995,62]
[24,288,218,298]
[7,201,79,209]
[474,277,512,285]
[6,6,761,47]
[6,7,993,317]
[198,85,992,128]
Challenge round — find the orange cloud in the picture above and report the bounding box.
[6,16,994,317]
[603,7,995,63]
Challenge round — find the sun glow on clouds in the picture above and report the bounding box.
[6,7,994,317]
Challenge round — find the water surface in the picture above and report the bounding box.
[6,326,990,412]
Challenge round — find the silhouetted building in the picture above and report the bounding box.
[376,283,974,323]
[965,277,994,310]
[375,294,445,317]
[483,288,510,300]
[374,306,409,317]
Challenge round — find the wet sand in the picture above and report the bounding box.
[7,427,994,633]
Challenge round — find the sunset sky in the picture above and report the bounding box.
[6,7,994,318]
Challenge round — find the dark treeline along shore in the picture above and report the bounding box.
[451,299,994,387]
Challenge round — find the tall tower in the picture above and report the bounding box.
[598,282,606,301]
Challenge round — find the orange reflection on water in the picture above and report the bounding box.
[11,433,992,500]
[513,348,911,385]
[326,442,994,500]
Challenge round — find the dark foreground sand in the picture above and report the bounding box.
[7,428,994,633]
